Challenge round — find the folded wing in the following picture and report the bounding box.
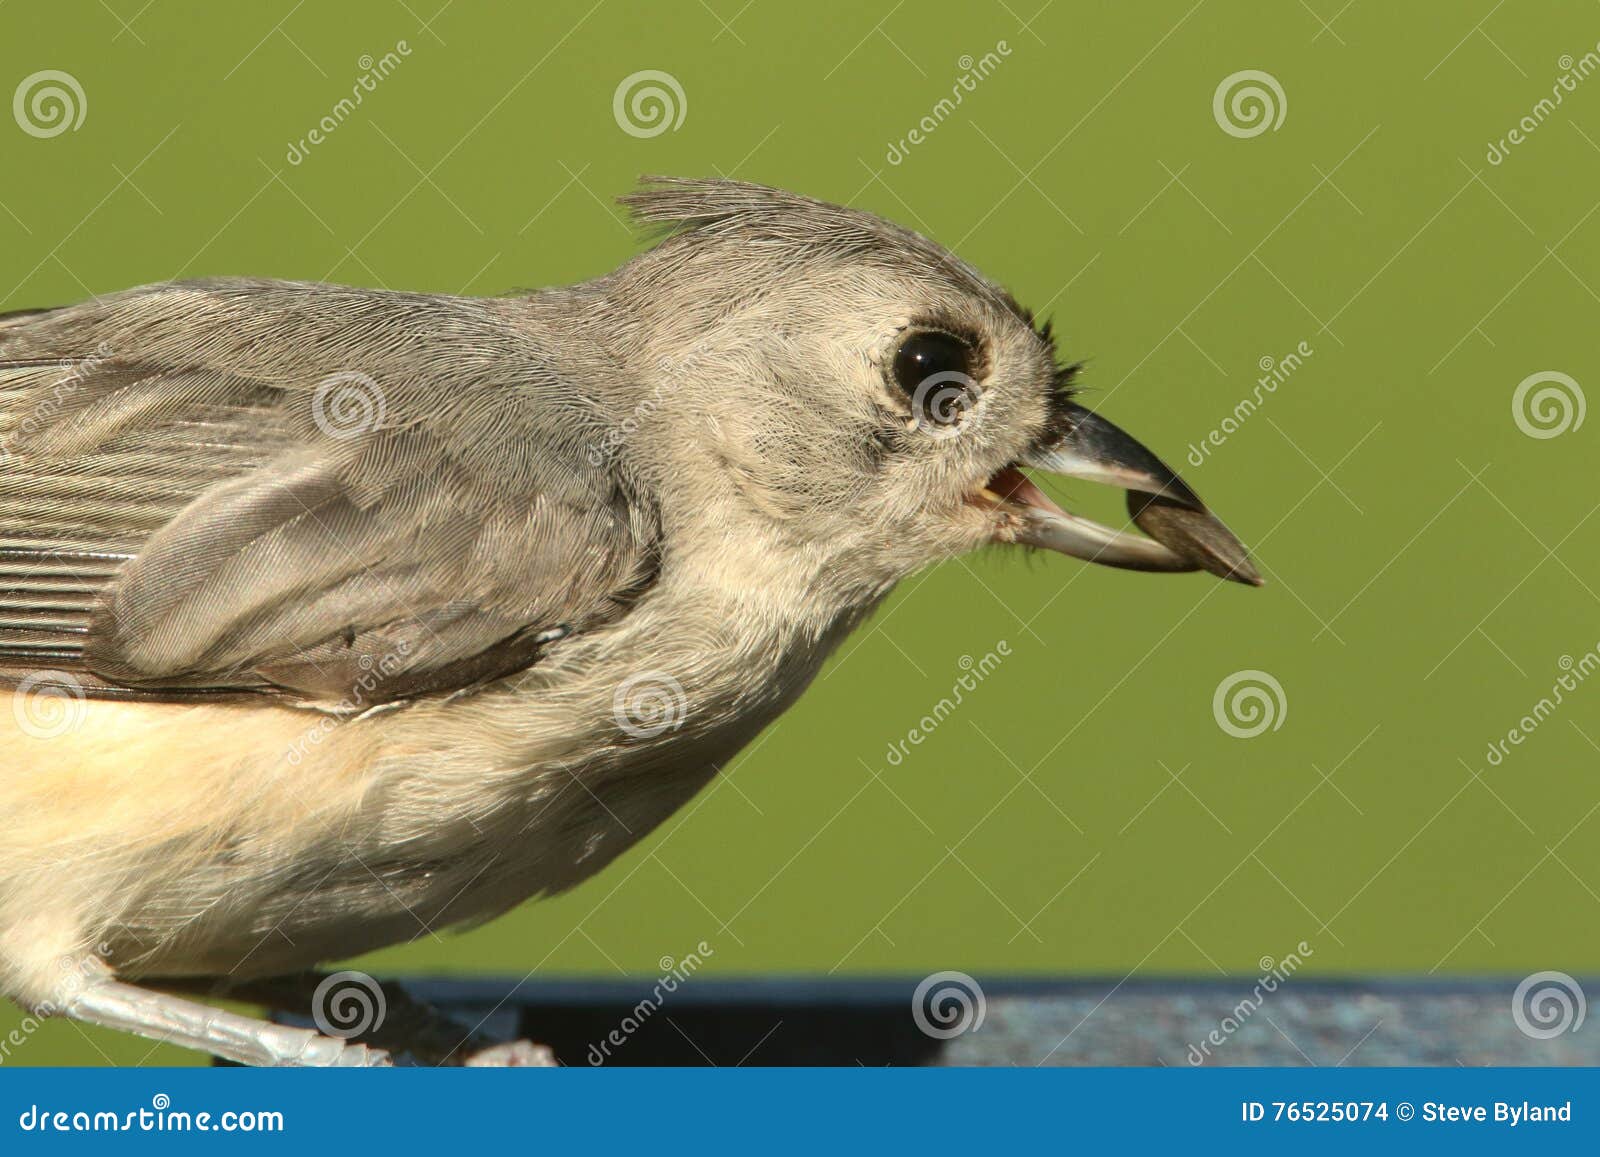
[0,281,657,708]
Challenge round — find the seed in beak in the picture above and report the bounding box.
[995,401,1263,585]
[1129,491,1263,586]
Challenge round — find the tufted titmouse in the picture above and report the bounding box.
[0,178,1257,1065]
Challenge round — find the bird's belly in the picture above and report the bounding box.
[0,688,740,991]
[134,746,729,980]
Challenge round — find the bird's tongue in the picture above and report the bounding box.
[985,465,1065,516]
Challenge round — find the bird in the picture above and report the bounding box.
[0,177,1259,1066]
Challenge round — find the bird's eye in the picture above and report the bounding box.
[891,330,976,429]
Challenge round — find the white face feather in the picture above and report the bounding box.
[598,186,1065,618]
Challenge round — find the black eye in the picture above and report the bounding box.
[891,331,976,428]
[892,330,972,395]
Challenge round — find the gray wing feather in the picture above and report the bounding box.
[0,280,656,706]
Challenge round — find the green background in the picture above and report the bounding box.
[3,0,1598,1064]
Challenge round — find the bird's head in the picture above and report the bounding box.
[598,178,1259,607]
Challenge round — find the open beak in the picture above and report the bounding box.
[981,402,1263,586]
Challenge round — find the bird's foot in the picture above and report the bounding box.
[462,1039,557,1067]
